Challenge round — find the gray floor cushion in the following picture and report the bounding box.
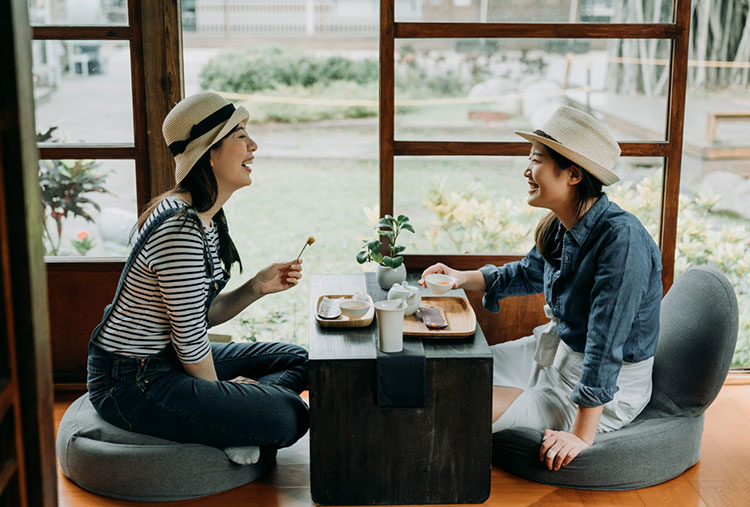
[493,266,739,490]
[56,393,276,502]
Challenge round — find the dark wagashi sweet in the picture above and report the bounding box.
[417,305,447,329]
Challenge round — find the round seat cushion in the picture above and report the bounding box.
[56,393,276,501]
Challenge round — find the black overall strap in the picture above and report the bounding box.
[90,206,214,342]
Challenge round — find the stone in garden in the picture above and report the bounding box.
[699,171,750,219]
[468,78,521,116]
[521,80,564,119]
[98,206,137,246]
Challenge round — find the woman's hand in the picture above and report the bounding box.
[418,263,461,288]
[539,429,592,471]
[229,376,259,385]
[253,259,303,296]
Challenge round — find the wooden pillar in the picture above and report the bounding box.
[0,1,57,505]
[660,0,691,293]
[139,0,184,203]
[379,0,395,219]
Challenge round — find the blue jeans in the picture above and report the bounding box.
[87,340,309,448]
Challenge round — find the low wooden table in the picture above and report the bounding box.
[309,273,492,505]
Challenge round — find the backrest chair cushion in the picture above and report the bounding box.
[647,266,738,417]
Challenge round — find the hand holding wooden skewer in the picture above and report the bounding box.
[295,235,315,262]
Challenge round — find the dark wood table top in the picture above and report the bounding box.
[309,272,492,361]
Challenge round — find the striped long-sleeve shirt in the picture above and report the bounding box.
[93,197,226,363]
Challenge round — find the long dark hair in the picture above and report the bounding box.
[136,128,243,274]
[532,130,603,259]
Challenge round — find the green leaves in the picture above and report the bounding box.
[391,245,406,255]
[366,239,380,253]
[376,217,393,229]
[356,250,369,264]
[356,213,414,267]
[39,153,110,255]
[382,256,404,269]
[200,48,379,94]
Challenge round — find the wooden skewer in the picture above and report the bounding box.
[295,235,315,261]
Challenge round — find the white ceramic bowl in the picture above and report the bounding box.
[425,273,456,294]
[339,299,371,319]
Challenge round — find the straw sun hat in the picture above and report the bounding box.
[515,105,621,186]
[162,91,250,184]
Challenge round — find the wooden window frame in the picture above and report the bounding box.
[32,0,183,218]
[380,0,691,294]
[33,10,150,211]
[3,1,58,504]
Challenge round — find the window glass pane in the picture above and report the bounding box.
[183,16,380,346]
[678,22,750,367]
[28,0,128,25]
[40,159,137,257]
[32,40,133,143]
[395,38,670,142]
[394,156,662,255]
[189,0,381,36]
[215,157,378,345]
[397,0,673,23]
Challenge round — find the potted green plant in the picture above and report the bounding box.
[37,126,110,256]
[356,214,415,290]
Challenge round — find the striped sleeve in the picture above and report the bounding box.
[143,214,212,364]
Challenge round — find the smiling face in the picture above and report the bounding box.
[209,125,257,194]
[524,141,580,215]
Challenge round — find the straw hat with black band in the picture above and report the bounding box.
[162,91,250,185]
[515,105,621,186]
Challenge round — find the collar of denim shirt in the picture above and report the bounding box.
[567,193,611,245]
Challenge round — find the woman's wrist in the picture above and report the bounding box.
[457,270,487,292]
[572,404,603,445]
[246,276,265,299]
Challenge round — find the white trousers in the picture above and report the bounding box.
[491,306,653,434]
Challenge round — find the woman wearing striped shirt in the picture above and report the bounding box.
[87,92,309,456]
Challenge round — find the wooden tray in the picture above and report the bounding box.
[403,296,476,337]
[315,294,375,328]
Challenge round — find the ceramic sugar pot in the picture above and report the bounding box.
[387,281,421,316]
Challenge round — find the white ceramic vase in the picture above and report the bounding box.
[376,263,407,290]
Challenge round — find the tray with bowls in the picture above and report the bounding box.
[403,296,476,337]
[315,294,375,328]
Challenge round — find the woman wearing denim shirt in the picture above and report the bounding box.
[420,106,662,472]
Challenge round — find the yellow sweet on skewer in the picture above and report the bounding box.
[295,235,316,261]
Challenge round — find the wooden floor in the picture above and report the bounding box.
[54,384,750,507]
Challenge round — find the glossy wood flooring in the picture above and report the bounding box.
[54,384,750,507]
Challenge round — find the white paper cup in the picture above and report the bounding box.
[374,299,406,353]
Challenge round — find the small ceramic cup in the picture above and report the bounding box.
[339,299,371,319]
[425,273,457,295]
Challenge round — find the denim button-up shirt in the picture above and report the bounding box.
[479,194,662,407]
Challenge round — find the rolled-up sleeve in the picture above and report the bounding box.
[479,246,545,313]
[571,226,654,406]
